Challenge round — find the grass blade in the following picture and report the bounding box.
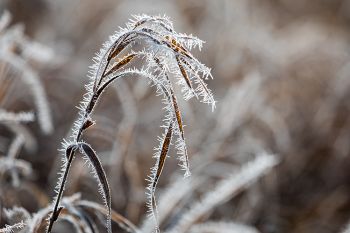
[78,142,112,233]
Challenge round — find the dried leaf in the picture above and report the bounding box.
[104,54,136,77]
[78,142,112,233]
[148,121,173,231]
[78,200,140,233]
[176,55,193,91]
[82,119,95,131]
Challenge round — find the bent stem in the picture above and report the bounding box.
[47,102,97,232]
[47,14,215,233]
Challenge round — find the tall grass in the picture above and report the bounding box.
[47,15,215,233]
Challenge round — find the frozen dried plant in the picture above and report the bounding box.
[1,193,138,233]
[0,157,32,185]
[0,11,53,134]
[4,134,25,187]
[0,52,52,134]
[141,176,203,232]
[0,110,34,124]
[0,221,25,233]
[48,14,215,233]
[77,200,140,233]
[3,206,31,223]
[0,132,33,188]
[0,207,29,233]
[166,153,278,233]
[190,221,260,233]
[5,123,37,153]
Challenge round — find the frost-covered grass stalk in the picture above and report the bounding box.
[190,221,260,233]
[0,11,54,134]
[47,14,215,233]
[0,221,25,233]
[166,153,278,233]
[0,110,34,123]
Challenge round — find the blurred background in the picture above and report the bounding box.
[1,0,350,233]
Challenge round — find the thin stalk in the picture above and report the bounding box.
[47,148,75,232]
[47,95,98,232]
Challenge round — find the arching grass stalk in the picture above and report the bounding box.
[47,14,215,233]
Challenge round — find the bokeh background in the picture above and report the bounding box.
[1,0,350,233]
